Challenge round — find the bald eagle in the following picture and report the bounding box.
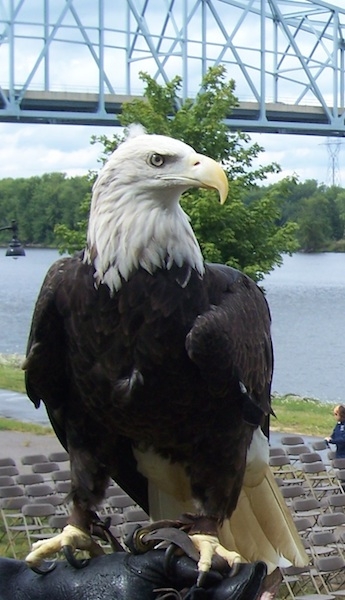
[23,128,307,579]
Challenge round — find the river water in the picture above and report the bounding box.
[0,249,344,404]
[263,252,345,404]
[0,248,62,356]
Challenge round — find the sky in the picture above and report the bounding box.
[0,122,339,186]
[1,0,345,187]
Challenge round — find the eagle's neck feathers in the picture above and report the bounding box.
[84,187,204,293]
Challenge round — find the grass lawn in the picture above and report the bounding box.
[0,355,51,433]
[0,416,51,434]
[272,394,334,438]
[0,363,26,394]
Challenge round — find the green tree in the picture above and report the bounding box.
[265,178,345,251]
[324,187,344,241]
[279,178,319,225]
[56,66,298,280]
[0,173,90,247]
[0,177,41,244]
[335,189,345,236]
[54,192,91,254]
[297,195,332,251]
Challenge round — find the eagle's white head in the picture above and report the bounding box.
[84,126,228,292]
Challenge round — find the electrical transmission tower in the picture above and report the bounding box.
[325,138,343,187]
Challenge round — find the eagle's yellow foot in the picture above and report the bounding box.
[25,524,105,568]
[189,533,242,586]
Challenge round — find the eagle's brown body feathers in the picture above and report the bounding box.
[25,251,272,523]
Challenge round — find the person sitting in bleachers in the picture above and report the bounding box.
[325,404,345,458]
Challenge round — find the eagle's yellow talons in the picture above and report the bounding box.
[25,524,105,567]
[190,533,242,575]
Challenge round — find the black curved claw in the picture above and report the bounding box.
[30,560,57,575]
[91,515,123,552]
[196,570,207,588]
[229,561,241,577]
[62,545,89,569]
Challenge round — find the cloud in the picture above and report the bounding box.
[0,123,114,178]
[251,132,345,186]
[0,122,342,186]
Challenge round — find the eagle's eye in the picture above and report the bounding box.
[149,153,165,167]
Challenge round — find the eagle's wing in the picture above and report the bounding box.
[23,254,149,511]
[136,264,308,573]
[186,263,273,421]
[24,256,72,450]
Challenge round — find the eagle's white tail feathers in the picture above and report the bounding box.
[133,432,308,575]
[227,428,308,571]
[225,467,309,572]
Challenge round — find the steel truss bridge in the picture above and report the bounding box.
[1,0,345,135]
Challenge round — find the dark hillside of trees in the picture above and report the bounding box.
[0,172,344,254]
[242,177,345,253]
[0,172,91,247]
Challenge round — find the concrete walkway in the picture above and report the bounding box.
[0,389,63,465]
[0,388,49,425]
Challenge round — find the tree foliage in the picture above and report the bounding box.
[1,169,343,257]
[246,177,345,252]
[54,193,91,254]
[0,173,90,247]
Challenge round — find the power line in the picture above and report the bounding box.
[320,138,343,186]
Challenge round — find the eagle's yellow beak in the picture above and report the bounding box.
[193,154,229,204]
